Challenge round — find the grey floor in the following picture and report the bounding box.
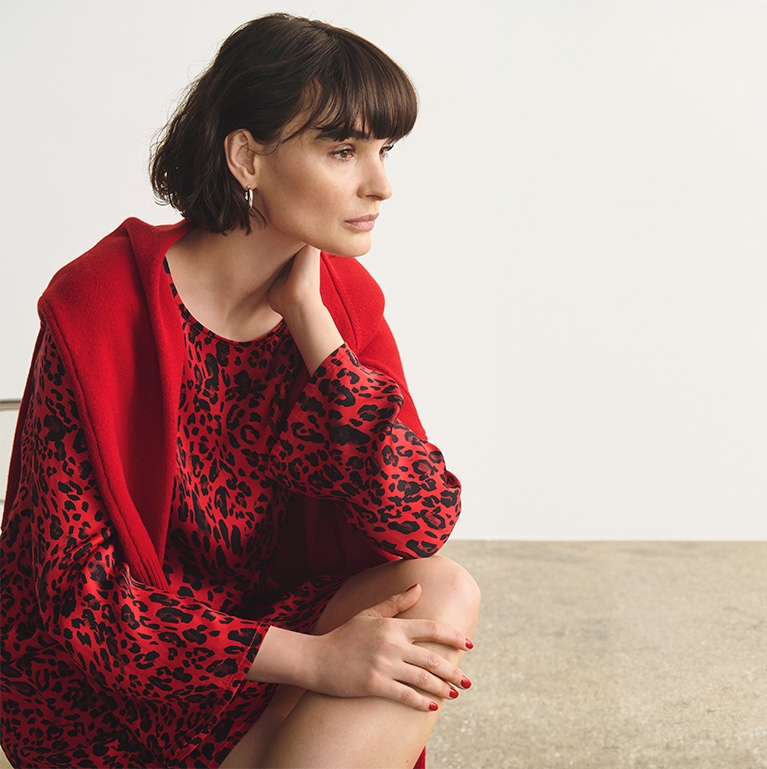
[1,541,764,768]
[430,540,766,769]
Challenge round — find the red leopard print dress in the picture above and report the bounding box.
[0,263,460,767]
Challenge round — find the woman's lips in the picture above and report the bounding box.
[345,214,378,232]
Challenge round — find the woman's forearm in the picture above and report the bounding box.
[282,301,344,376]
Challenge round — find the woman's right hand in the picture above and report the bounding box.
[305,584,473,712]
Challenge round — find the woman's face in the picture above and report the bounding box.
[252,128,394,257]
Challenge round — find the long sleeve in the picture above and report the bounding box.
[268,337,461,559]
[14,327,266,763]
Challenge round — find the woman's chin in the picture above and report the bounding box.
[325,239,373,258]
[346,227,377,255]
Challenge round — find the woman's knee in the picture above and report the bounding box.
[314,554,480,636]
[407,555,481,630]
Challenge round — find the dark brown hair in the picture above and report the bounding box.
[150,13,418,233]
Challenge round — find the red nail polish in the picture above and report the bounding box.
[429,702,439,711]
[406,583,418,592]
[449,689,459,699]
[465,638,474,650]
[461,677,472,689]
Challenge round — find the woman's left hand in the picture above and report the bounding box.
[268,244,323,318]
[268,244,344,375]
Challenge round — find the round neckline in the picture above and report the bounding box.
[182,308,287,347]
[163,258,286,347]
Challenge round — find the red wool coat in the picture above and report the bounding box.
[1,218,458,768]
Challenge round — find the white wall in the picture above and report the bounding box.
[1,0,765,539]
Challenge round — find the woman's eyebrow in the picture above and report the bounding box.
[314,128,369,142]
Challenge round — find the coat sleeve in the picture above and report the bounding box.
[268,317,461,559]
[18,327,266,764]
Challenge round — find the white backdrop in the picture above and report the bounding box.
[1,0,765,539]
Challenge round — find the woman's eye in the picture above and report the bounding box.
[381,144,394,156]
[332,147,354,159]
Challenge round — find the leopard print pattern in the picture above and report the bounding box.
[0,269,460,767]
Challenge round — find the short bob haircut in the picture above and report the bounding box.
[150,13,418,234]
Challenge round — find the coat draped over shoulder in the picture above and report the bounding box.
[1,218,456,768]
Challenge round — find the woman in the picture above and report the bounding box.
[0,13,480,769]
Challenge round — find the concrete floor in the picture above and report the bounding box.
[1,541,765,768]
[430,540,766,769]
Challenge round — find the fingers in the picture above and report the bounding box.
[268,245,322,315]
[327,584,475,713]
[288,244,321,283]
[276,256,295,282]
[389,681,443,713]
[402,646,472,698]
[396,607,473,710]
[373,585,473,653]
[367,583,422,620]
[368,585,474,707]
[294,243,321,263]
[376,652,471,713]
[404,616,473,654]
[368,677,437,713]
[369,667,455,714]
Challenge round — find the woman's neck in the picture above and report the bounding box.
[165,225,301,342]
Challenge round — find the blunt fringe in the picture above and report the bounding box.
[150,13,418,234]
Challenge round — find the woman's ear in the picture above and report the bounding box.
[224,129,261,190]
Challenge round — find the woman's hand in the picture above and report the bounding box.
[268,244,345,375]
[305,584,473,712]
[268,244,323,318]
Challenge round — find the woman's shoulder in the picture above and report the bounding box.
[40,218,192,313]
[44,221,132,299]
[319,252,385,351]
[42,219,187,305]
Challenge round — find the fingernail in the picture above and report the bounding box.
[449,688,459,699]
[465,638,474,650]
[429,702,439,711]
[405,583,418,592]
[461,677,472,689]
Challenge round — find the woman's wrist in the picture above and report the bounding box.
[282,301,344,376]
[247,626,319,688]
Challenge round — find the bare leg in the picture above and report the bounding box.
[258,555,480,768]
[219,683,304,768]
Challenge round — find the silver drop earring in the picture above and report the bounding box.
[244,186,254,209]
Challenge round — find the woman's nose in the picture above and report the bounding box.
[362,157,393,201]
